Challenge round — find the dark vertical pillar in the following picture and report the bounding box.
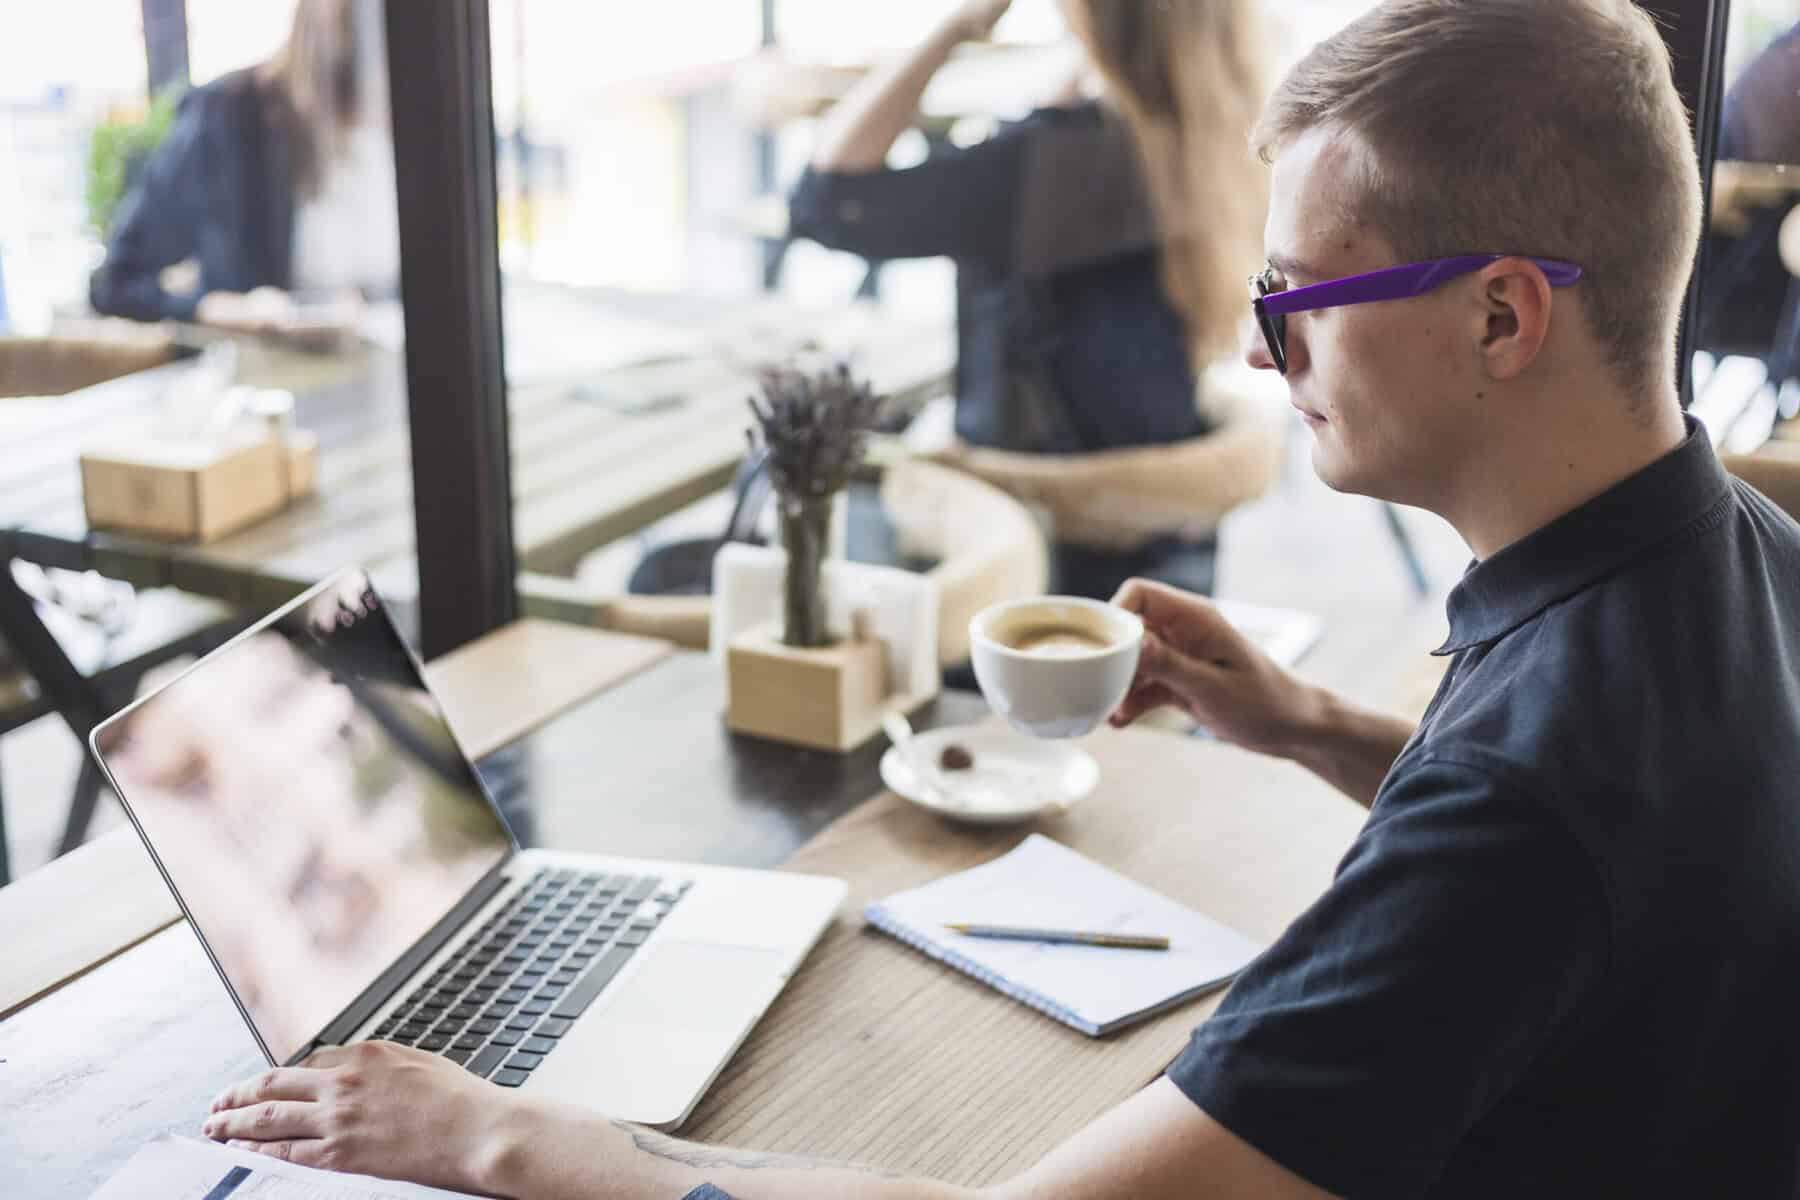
[757,0,784,290]
[140,0,190,97]
[385,0,518,658]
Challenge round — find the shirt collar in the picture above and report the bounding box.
[1437,417,1732,655]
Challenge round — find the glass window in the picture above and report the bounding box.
[1,0,426,880]
[1689,0,1800,450]
[486,0,1466,677]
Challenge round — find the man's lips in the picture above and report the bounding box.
[1292,401,1326,423]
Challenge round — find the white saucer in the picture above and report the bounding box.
[880,723,1099,825]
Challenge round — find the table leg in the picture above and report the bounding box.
[0,754,10,887]
[56,754,105,858]
[1771,276,1800,392]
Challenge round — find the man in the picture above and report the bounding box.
[202,1,1800,1195]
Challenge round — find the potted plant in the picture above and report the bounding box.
[746,362,882,649]
[727,361,891,752]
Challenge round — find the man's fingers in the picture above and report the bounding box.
[1111,578,1224,639]
[227,1138,328,1168]
[210,1068,326,1113]
[1110,576,1158,616]
[1111,682,1177,726]
[1136,631,1210,690]
[205,1101,325,1144]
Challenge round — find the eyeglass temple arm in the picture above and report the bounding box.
[1260,255,1583,317]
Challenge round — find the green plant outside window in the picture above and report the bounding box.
[85,87,182,237]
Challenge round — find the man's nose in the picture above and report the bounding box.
[1240,315,1277,373]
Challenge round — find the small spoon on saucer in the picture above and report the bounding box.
[882,711,967,811]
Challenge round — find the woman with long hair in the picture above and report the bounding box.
[90,0,396,337]
[788,0,1268,597]
[1061,0,1268,368]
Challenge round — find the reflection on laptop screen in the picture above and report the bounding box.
[93,571,512,1064]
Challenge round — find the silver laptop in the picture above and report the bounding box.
[90,568,846,1129]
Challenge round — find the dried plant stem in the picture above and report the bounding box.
[746,362,882,648]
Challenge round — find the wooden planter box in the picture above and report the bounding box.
[725,625,890,752]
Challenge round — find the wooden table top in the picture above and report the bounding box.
[0,291,953,612]
[681,726,1364,1184]
[0,645,1363,1197]
[0,652,992,1198]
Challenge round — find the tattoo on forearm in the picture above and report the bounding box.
[612,1121,907,1180]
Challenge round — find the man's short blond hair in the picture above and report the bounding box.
[1252,0,1703,396]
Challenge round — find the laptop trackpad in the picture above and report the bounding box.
[597,941,785,1032]
[526,941,788,1126]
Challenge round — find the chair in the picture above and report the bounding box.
[548,457,1048,668]
[625,450,772,598]
[922,362,1286,600]
[878,457,1049,668]
[0,586,241,887]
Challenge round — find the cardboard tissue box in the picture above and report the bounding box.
[80,427,319,543]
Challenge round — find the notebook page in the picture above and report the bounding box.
[90,1135,480,1199]
[869,835,1264,1031]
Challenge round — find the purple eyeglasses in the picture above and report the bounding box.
[1248,254,1585,374]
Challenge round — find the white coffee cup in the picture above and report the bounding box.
[968,596,1144,738]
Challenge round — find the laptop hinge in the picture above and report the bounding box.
[288,859,516,1065]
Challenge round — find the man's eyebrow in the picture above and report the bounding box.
[1267,253,1324,282]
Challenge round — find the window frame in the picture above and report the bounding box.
[386,0,519,659]
[390,0,1727,656]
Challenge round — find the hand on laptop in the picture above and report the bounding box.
[202,1041,511,1194]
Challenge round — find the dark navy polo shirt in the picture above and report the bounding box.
[1168,419,1800,1196]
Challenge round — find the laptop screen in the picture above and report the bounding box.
[92,571,513,1064]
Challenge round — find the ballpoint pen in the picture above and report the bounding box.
[944,923,1170,950]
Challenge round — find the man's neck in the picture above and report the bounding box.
[1440,384,1689,561]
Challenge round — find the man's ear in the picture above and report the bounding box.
[1477,259,1554,381]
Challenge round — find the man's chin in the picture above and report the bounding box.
[1309,441,1378,499]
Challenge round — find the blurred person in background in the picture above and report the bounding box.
[788,0,1268,599]
[89,0,397,340]
[1719,18,1800,165]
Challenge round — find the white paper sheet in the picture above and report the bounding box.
[90,1136,480,1200]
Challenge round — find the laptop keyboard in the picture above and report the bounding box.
[368,867,690,1086]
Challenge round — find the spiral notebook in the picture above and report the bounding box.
[863,835,1265,1037]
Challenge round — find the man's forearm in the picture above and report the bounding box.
[810,19,963,172]
[480,1100,982,1200]
[1280,685,1415,809]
